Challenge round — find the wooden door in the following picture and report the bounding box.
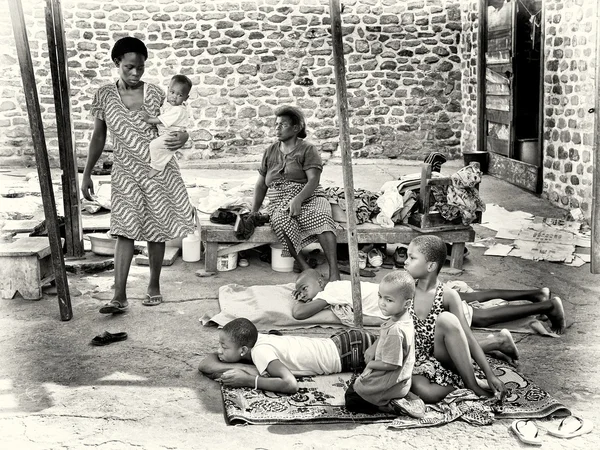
[479,0,543,193]
[484,0,516,158]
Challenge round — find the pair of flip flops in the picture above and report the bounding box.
[91,331,128,346]
[511,417,593,445]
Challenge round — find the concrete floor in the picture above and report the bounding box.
[0,161,598,450]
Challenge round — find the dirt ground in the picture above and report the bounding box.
[0,161,598,450]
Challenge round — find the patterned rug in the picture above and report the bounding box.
[221,359,570,426]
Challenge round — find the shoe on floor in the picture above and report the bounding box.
[358,251,367,270]
[91,331,128,346]
[367,247,384,268]
[547,416,593,439]
[99,301,128,314]
[393,246,408,267]
[510,420,542,446]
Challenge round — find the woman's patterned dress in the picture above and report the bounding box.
[91,82,194,242]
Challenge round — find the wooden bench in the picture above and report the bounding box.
[0,237,55,300]
[198,218,474,273]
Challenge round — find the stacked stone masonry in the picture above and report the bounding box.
[0,0,596,219]
[541,0,596,215]
[0,0,465,166]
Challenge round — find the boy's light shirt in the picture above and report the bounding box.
[314,280,389,319]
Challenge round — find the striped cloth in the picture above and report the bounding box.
[330,329,377,373]
[91,82,194,242]
[267,179,337,257]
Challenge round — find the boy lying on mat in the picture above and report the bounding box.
[198,272,425,417]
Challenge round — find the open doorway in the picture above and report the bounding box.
[480,0,543,193]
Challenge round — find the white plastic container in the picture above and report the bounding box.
[270,244,295,272]
[182,232,201,262]
[217,245,237,271]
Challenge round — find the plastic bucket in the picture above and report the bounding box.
[462,151,488,173]
[270,244,295,273]
[217,245,237,272]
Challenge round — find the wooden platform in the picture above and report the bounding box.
[198,219,475,273]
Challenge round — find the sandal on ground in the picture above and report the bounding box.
[338,264,376,278]
[91,331,128,346]
[510,420,542,446]
[367,247,384,268]
[99,301,128,314]
[393,246,408,267]
[389,394,426,419]
[358,251,367,270]
[547,416,593,439]
[142,294,163,306]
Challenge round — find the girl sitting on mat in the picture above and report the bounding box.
[404,235,506,403]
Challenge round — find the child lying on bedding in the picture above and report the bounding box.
[294,268,565,334]
[198,317,378,394]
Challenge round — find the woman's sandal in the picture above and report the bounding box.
[547,416,593,439]
[91,331,128,346]
[142,294,163,306]
[99,301,128,314]
[510,420,542,446]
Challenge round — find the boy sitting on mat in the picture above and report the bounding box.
[345,271,425,418]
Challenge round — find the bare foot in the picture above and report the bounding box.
[530,287,550,303]
[148,168,159,178]
[547,296,566,334]
[497,329,520,362]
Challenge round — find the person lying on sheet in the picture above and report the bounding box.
[198,314,516,396]
[293,269,566,335]
[198,317,377,394]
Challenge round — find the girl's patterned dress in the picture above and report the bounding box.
[407,281,465,388]
[90,82,194,242]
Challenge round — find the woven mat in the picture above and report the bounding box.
[221,359,570,426]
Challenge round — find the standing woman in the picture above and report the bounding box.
[81,37,194,313]
[252,106,340,281]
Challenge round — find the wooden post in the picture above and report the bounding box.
[592,1,600,274]
[45,0,84,258]
[329,0,363,327]
[476,0,486,153]
[9,0,73,320]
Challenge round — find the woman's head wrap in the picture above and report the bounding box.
[274,105,307,139]
[111,37,148,62]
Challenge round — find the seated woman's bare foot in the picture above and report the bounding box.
[531,287,550,303]
[547,296,566,334]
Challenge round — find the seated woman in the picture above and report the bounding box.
[252,106,340,281]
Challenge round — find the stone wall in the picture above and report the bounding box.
[458,0,479,153]
[0,0,466,167]
[541,0,596,216]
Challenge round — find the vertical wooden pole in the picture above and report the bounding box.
[329,0,363,327]
[591,0,600,274]
[9,0,73,320]
[477,0,487,153]
[45,0,84,258]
